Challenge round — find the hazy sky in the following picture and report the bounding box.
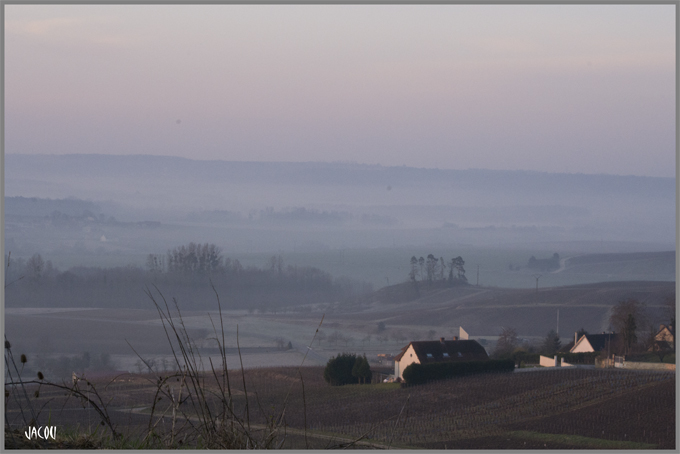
[4,4,676,177]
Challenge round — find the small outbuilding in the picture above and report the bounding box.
[393,337,488,380]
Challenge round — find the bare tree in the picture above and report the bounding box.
[409,256,418,281]
[274,337,285,350]
[25,253,44,282]
[450,256,467,282]
[146,254,164,273]
[425,254,437,283]
[493,327,519,358]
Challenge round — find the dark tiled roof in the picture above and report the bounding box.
[583,333,621,352]
[393,345,409,362]
[396,340,488,363]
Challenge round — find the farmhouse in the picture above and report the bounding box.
[393,337,489,380]
[649,323,675,352]
[570,332,622,354]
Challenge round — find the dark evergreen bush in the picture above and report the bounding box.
[323,353,360,386]
[351,354,372,384]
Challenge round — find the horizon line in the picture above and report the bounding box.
[5,152,674,180]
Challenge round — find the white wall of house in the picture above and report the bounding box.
[539,355,558,367]
[571,338,594,353]
[394,344,420,379]
[539,356,575,367]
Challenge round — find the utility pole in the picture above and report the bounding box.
[533,274,542,293]
[476,265,480,286]
[556,309,559,336]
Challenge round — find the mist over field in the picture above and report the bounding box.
[3,153,676,380]
[5,153,675,251]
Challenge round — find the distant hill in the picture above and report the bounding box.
[4,196,101,218]
[6,153,674,200]
[367,279,674,338]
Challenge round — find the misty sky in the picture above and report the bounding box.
[4,4,676,177]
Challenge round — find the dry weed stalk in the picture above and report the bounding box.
[141,284,298,448]
[4,340,120,441]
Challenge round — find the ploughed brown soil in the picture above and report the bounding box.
[9,365,674,449]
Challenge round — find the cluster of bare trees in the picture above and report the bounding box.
[409,254,467,285]
[490,296,676,362]
[5,253,57,285]
[608,298,675,358]
[147,242,224,274]
[6,247,372,312]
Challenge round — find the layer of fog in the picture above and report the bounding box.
[4,154,675,290]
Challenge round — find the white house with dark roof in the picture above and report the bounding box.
[393,336,488,380]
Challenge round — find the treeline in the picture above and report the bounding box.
[4,245,373,311]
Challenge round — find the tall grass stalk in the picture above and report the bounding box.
[141,284,299,448]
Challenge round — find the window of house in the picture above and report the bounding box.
[457,352,463,357]
[426,353,433,358]
[443,353,449,357]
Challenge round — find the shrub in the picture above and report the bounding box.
[351,354,372,384]
[324,353,359,386]
[402,359,515,385]
[324,353,373,386]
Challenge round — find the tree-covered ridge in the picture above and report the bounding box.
[5,245,372,311]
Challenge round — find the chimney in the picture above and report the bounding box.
[440,337,445,344]
[453,336,458,341]
[575,332,577,344]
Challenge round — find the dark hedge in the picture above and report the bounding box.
[402,359,515,385]
[556,352,601,365]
